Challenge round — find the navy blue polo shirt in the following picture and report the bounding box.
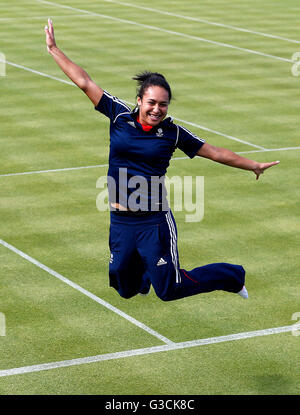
[95,90,205,211]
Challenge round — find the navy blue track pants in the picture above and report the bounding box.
[109,210,245,301]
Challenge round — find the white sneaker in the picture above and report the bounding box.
[238,286,249,299]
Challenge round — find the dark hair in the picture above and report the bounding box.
[132,71,172,102]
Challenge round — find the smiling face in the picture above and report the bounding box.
[137,86,170,127]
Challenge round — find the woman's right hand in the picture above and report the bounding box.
[43,18,103,105]
[44,18,56,53]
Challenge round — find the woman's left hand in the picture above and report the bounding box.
[252,160,280,180]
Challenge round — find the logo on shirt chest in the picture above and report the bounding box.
[156,128,163,137]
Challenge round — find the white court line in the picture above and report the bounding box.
[0,14,86,21]
[36,0,292,63]
[0,239,174,346]
[3,59,75,86]
[1,59,266,150]
[103,0,300,45]
[0,324,294,377]
[1,147,299,178]
[237,146,300,154]
[0,163,109,177]
[173,117,266,150]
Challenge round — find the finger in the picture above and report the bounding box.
[266,160,280,169]
[48,18,52,34]
[48,18,53,34]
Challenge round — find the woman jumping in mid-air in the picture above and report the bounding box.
[45,19,279,301]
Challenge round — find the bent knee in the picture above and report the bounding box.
[154,289,177,302]
[111,285,136,300]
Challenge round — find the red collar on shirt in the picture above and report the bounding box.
[137,116,153,132]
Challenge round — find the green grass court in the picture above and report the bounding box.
[0,0,299,395]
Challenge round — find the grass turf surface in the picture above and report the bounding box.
[0,0,299,395]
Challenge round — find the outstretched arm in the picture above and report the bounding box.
[197,143,280,180]
[44,19,103,106]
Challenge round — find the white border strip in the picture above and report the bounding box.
[36,0,292,63]
[0,239,174,346]
[0,324,294,377]
[103,0,300,45]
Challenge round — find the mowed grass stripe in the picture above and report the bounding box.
[0,324,295,377]
[1,6,298,170]
[103,0,300,44]
[0,149,296,340]
[0,241,168,370]
[127,0,300,45]
[2,147,300,178]
[0,239,174,345]
[36,0,292,63]
[1,59,266,150]
[37,0,300,59]
[1,0,299,394]
[3,12,297,147]
[0,14,88,21]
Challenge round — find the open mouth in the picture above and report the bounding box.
[148,113,161,121]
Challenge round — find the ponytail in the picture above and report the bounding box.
[132,71,172,102]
